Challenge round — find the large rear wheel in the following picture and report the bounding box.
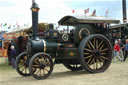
[79,34,112,73]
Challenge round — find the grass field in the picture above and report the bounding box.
[0,57,128,85]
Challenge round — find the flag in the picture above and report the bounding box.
[0,23,2,27]
[105,10,109,17]
[8,24,11,29]
[16,21,19,27]
[3,23,7,26]
[17,25,20,28]
[8,26,11,29]
[91,9,96,16]
[0,24,2,28]
[72,9,75,13]
[84,8,89,14]
[24,24,26,27]
[56,26,59,30]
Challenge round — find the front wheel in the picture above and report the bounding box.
[79,34,112,73]
[29,52,53,80]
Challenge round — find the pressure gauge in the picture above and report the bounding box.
[62,34,69,41]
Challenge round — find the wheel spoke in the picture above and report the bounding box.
[45,62,50,66]
[97,59,102,67]
[101,53,106,55]
[84,48,92,52]
[101,48,108,52]
[18,63,24,68]
[87,43,91,49]
[84,55,93,59]
[35,69,40,75]
[26,68,29,74]
[73,64,75,68]
[39,59,42,63]
[75,64,77,68]
[96,40,98,49]
[89,58,95,66]
[44,68,49,72]
[19,66,24,71]
[96,59,98,69]
[94,38,96,49]
[97,40,103,49]
[84,52,90,55]
[99,44,104,50]
[43,69,45,75]
[21,67,25,72]
[25,67,27,74]
[93,59,96,69]
[89,41,95,49]
[24,56,27,61]
[101,56,108,60]
[32,68,37,72]
[41,57,46,63]
[33,65,40,67]
[34,58,39,64]
[40,69,41,76]
[99,58,104,63]
[20,59,24,63]
[87,57,92,64]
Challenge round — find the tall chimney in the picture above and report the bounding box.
[122,0,127,23]
[31,0,40,40]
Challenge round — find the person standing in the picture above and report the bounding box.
[10,45,17,69]
[118,39,124,61]
[123,39,128,61]
[7,43,11,65]
[114,41,122,61]
[11,36,19,55]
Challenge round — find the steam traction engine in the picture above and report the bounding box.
[16,0,120,80]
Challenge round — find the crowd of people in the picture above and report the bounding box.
[113,39,128,62]
[7,36,28,68]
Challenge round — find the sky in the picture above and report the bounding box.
[0,0,128,30]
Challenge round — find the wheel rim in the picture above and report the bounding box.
[30,53,53,79]
[79,34,112,72]
[16,52,30,76]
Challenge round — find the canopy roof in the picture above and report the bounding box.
[110,23,128,29]
[7,27,30,34]
[58,16,120,26]
[6,23,48,34]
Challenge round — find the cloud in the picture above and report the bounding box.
[37,0,72,23]
[0,0,127,25]
[0,0,72,24]
[0,0,31,24]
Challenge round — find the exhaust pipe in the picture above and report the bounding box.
[31,0,40,40]
[122,0,127,23]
